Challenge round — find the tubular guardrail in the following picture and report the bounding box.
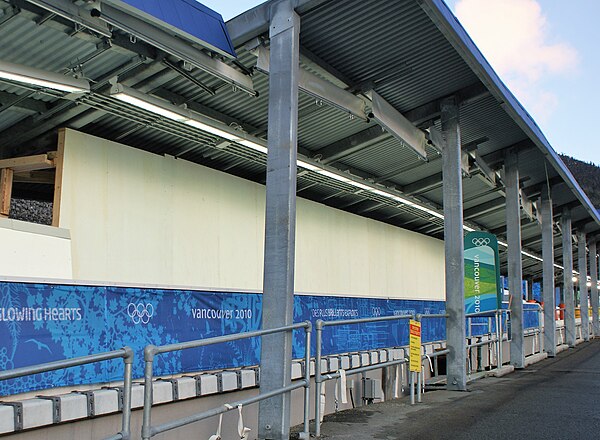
[140,322,312,440]
[414,314,449,404]
[466,309,506,370]
[314,314,414,437]
[0,347,133,440]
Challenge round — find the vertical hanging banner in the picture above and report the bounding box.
[464,231,502,314]
[409,319,421,372]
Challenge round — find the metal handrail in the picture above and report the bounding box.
[314,314,414,436]
[141,321,312,440]
[0,347,133,440]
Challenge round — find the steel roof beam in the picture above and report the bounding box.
[404,82,490,127]
[227,0,331,48]
[23,0,111,36]
[402,171,443,195]
[463,197,505,221]
[255,45,368,121]
[314,125,388,164]
[0,90,48,114]
[94,3,256,96]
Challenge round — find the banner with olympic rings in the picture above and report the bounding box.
[0,281,450,395]
[464,231,502,315]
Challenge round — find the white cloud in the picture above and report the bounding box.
[453,0,578,123]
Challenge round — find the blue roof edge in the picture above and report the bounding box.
[104,0,236,58]
[419,0,600,228]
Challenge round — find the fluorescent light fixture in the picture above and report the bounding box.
[0,60,90,93]
[572,276,578,283]
[114,92,189,122]
[297,160,321,172]
[587,281,592,288]
[185,119,236,138]
[111,84,189,121]
[111,83,269,154]
[317,169,351,182]
[239,139,268,154]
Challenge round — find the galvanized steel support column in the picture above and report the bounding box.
[440,97,466,391]
[258,2,300,439]
[577,230,589,341]
[505,149,524,368]
[541,187,556,356]
[590,240,599,337]
[562,210,576,347]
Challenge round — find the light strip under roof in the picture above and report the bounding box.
[0,60,90,93]
[108,85,556,267]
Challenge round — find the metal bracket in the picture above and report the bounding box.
[1,402,23,431]
[269,1,298,38]
[36,395,61,423]
[194,375,203,396]
[79,391,95,417]
[159,378,179,401]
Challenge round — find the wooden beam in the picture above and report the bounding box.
[0,152,56,172]
[52,129,65,227]
[0,168,13,217]
[13,170,56,185]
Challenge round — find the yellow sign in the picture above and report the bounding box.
[409,319,421,373]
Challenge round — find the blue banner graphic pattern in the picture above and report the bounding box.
[0,282,445,395]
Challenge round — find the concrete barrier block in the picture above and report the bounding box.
[58,393,88,422]
[310,360,315,376]
[328,357,339,371]
[389,348,402,360]
[218,371,238,392]
[360,353,370,366]
[0,405,15,434]
[350,354,360,368]
[92,389,120,416]
[176,377,197,400]
[238,370,256,389]
[379,350,388,362]
[370,351,379,364]
[152,381,174,405]
[291,362,303,380]
[197,374,218,395]
[130,383,145,409]
[320,358,328,373]
[340,355,350,370]
[22,398,53,429]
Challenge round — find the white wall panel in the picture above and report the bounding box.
[0,218,72,279]
[59,129,444,300]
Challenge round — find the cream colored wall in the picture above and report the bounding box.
[0,218,73,280]
[59,129,445,300]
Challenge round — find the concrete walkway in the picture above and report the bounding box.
[312,340,600,439]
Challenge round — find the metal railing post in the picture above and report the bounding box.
[301,322,312,440]
[497,310,503,368]
[314,319,323,438]
[141,346,156,440]
[120,347,134,440]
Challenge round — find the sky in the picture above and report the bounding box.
[202,0,599,165]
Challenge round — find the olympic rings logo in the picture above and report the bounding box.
[127,303,154,325]
[472,237,491,247]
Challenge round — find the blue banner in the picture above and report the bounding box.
[0,282,445,395]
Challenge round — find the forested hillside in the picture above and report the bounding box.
[560,155,600,208]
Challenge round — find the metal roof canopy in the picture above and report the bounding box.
[0,0,598,279]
